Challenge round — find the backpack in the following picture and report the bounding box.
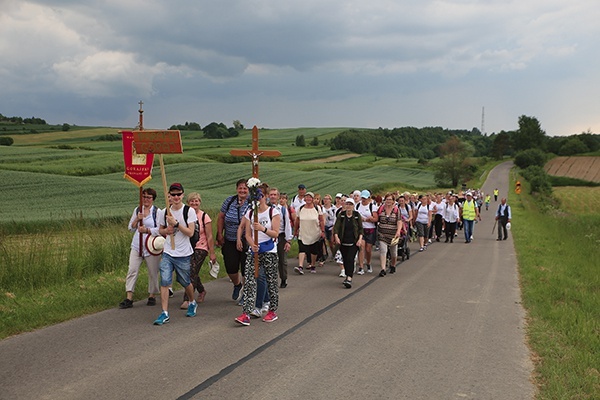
[248,207,274,222]
[136,205,158,228]
[164,205,202,248]
[356,202,374,214]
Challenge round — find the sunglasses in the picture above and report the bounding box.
[169,192,183,197]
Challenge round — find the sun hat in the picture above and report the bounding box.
[506,222,511,230]
[345,198,355,206]
[361,190,371,199]
[145,235,165,256]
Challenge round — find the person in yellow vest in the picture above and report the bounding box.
[459,192,481,244]
[493,188,499,202]
[485,194,491,211]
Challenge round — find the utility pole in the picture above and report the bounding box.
[481,106,485,135]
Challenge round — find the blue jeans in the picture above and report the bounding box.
[159,253,192,287]
[463,220,474,243]
[255,266,270,308]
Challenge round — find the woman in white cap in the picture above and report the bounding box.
[333,198,363,288]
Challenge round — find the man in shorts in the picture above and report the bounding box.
[153,183,198,325]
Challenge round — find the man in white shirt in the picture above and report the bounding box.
[153,183,199,325]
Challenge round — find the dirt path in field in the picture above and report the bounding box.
[0,161,535,400]
[301,153,360,163]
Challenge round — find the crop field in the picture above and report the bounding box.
[553,186,600,216]
[545,156,600,183]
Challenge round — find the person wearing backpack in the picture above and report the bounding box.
[294,192,325,274]
[355,190,378,274]
[333,198,363,289]
[414,194,432,252]
[179,192,217,310]
[153,183,199,325]
[216,179,251,302]
[235,182,281,326]
[443,195,460,243]
[119,188,162,309]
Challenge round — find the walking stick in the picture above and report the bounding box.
[492,219,497,234]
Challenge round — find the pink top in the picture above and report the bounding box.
[195,210,212,251]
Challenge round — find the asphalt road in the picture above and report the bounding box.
[0,161,535,400]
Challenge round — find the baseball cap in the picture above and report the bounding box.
[298,184,306,189]
[305,191,314,198]
[361,190,371,199]
[466,191,473,196]
[335,193,343,198]
[169,183,184,192]
[345,198,355,206]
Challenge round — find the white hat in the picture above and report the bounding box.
[352,190,361,197]
[345,198,355,206]
[145,235,165,256]
[335,193,343,198]
[506,222,511,230]
[209,260,220,279]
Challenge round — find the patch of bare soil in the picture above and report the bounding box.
[545,156,600,183]
[301,153,360,163]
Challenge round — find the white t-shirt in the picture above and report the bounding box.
[297,205,323,245]
[162,205,197,257]
[415,202,430,224]
[356,201,376,229]
[245,207,280,253]
[323,205,336,228]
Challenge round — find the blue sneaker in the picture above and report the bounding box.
[186,301,197,317]
[232,284,242,301]
[153,311,170,325]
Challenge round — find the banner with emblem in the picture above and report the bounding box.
[120,130,154,187]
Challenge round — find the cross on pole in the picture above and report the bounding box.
[230,126,281,178]
[230,126,281,277]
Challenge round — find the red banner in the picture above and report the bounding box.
[121,130,154,187]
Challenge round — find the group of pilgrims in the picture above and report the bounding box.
[119,179,489,327]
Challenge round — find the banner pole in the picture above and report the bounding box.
[159,154,175,249]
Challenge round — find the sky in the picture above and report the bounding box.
[1,0,599,136]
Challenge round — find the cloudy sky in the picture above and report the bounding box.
[1,0,599,136]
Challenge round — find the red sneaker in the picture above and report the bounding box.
[235,313,250,326]
[262,310,278,323]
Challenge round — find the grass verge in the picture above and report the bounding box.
[511,176,600,399]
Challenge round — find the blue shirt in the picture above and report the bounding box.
[220,195,250,242]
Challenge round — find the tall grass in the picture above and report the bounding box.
[0,219,226,339]
[511,177,600,399]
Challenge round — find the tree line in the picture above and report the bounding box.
[0,114,47,125]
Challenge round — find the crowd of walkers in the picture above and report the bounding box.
[119,180,509,327]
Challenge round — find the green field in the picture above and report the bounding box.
[0,127,436,226]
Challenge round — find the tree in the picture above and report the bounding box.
[310,137,319,146]
[433,136,474,187]
[62,123,70,132]
[490,131,511,160]
[559,138,589,156]
[512,115,547,152]
[295,135,306,147]
[233,120,244,130]
[514,148,547,169]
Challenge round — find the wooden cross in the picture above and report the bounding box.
[230,126,281,277]
[230,126,281,178]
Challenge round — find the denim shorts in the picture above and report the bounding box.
[363,228,377,245]
[159,253,192,288]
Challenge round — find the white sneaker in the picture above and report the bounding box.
[260,303,269,316]
[250,308,262,318]
[339,270,346,277]
[357,268,365,275]
[366,265,373,273]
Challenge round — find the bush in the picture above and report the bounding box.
[0,136,14,146]
[514,148,548,169]
[521,166,552,195]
